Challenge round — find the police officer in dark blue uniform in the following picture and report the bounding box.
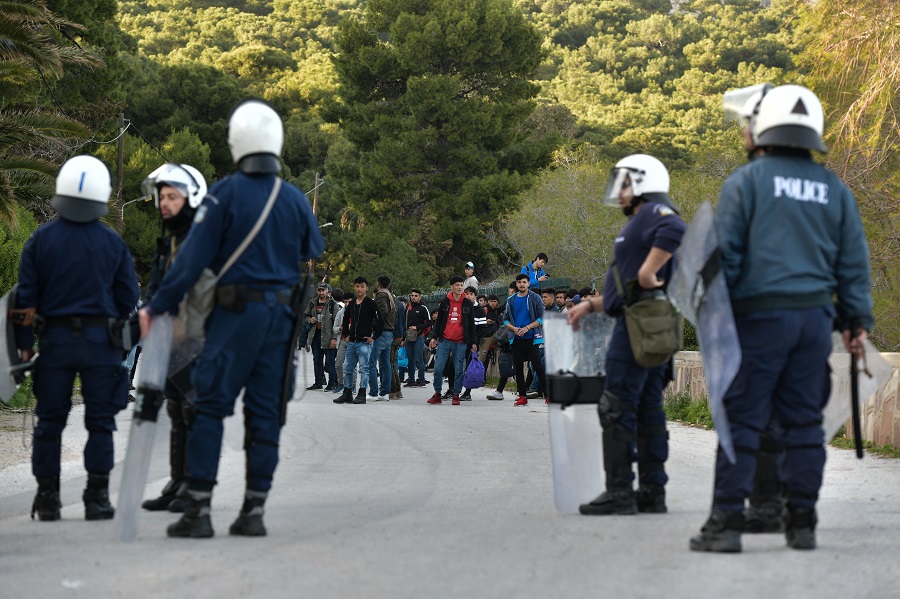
[690,85,873,553]
[15,155,140,521]
[567,154,686,515]
[140,100,324,538]
[139,163,208,513]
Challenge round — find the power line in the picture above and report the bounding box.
[127,121,170,163]
[86,122,132,145]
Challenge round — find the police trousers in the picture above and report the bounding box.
[713,307,833,512]
[32,326,129,478]
[187,297,294,493]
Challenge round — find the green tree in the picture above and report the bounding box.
[325,0,553,278]
[799,0,900,349]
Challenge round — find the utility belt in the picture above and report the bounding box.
[36,315,140,351]
[214,284,294,313]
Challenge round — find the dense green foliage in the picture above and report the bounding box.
[2,0,898,350]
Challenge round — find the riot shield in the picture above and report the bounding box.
[669,201,740,463]
[545,312,616,514]
[113,314,174,542]
[823,333,892,443]
[0,286,34,405]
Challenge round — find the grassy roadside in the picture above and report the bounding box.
[663,391,899,458]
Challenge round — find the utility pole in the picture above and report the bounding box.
[116,112,125,230]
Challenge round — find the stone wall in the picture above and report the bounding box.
[667,351,900,447]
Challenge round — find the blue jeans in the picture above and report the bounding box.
[408,336,427,382]
[368,330,393,396]
[343,341,371,391]
[432,339,467,395]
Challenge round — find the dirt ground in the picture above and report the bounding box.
[0,409,34,471]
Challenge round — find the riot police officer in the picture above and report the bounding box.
[140,100,324,538]
[567,154,686,515]
[690,85,873,552]
[139,163,208,513]
[15,155,140,521]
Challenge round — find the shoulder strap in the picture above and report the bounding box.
[610,259,625,297]
[215,177,282,283]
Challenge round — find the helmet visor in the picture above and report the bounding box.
[603,167,633,206]
[723,83,772,126]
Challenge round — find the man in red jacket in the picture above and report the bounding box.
[427,275,477,406]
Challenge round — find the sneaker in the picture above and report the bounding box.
[323,384,335,392]
[442,389,453,400]
[332,386,344,394]
[404,381,418,388]
[689,509,744,553]
[544,397,549,406]
[514,396,528,406]
[305,383,323,391]
[451,395,461,405]
[374,395,390,402]
[389,391,403,400]
[486,390,504,401]
[460,390,472,401]
[526,389,541,399]
[427,393,442,405]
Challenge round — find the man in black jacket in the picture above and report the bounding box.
[404,289,431,387]
[334,277,377,405]
[426,276,477,406]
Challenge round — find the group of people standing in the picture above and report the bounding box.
[10,81,873,555]
[565,83,872,555]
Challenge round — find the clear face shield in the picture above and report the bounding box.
[603,167,634,207]
[722,83,773,127]
[141,164,193,207]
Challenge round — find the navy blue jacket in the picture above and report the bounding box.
[149,173,324,315]
[602,201,686,315]
[16,218,139,348]
[716,152,873,329]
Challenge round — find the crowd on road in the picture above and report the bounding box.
[303,254,601,408]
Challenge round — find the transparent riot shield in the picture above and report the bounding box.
[669,201,740,463]
[545,312,616,514]
[113,314,173,542]
[823,333,892,442]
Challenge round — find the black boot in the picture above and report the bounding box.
[580,428,636,516]
[167,491,214,538]
[229,491,267,537]
[31,476,61,521]
[783,505,817,550]
[744,500,783,533]
[636,484,667,514]
[83,473,115,521]
[689,509,744,553]
[352,388,367,404]
[142,478,181,511]
[333,388,353,404]
[167,482,189,513]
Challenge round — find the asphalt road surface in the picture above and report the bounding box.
[1,354,898,598]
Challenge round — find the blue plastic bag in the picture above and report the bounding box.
[462,350,485,389]
[397,346,409,368]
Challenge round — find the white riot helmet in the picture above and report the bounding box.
[51,155,112,222]
[141,163,208,209]
[752,84,827,153]
[603,154,674,215]
[227,99,284,174]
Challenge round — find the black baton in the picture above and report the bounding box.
[850,325,864,459]
[281,273,315,426]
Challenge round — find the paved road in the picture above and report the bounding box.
[1,355,899,598]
